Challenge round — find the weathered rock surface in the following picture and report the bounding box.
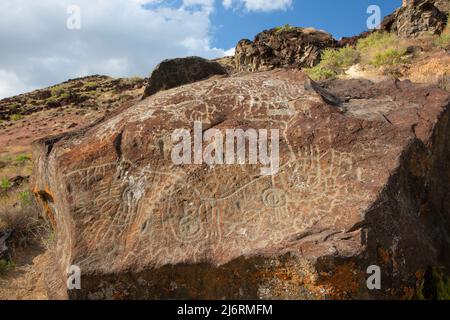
[382,0,448,38]
[32,69,450,299]
[212,56,236,74]
[410,0,450,15]
[142,56,228,99]
[0,230,12,261]
[234,27,337,72]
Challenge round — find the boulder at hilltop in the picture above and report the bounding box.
[32,69,450,299]
[381,0,448,38]
[340,0,449,47]
[406,0,450,15]
[142,56,228,99]
[234,27,337,72]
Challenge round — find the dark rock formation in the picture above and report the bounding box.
[381,0,448,38]
[234,27,337,72]
[338,0,449,47]
[338,31,373,48]
[417,0,450,15]
[0,230,12,261]
[32,69,450,299]
[142,56,228,99]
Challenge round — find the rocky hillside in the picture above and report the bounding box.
[0,76,145,155]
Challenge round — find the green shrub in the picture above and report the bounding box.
[303,46,358,81]
[50,85,66,97]
[0,259,16,275]
[413,267,450,300]
[45,95,61,107]
[435,32,450,49]
[371,48,407,67]
[320,46,360,69]
[1,178,11,190]
[303,65,337,81]
[357,32,398,54]
[274,24,296,33]
[82,81,99,91]
[10,114,24,121]
[355,32,410,67]
[19,190,32,206]
[8,103,21,111]
[58,92,71,101]
[15,154,31,163]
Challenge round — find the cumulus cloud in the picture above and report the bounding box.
[223,0,292,12]
[0,0,227,98]
[0,69,33,99]
[224,47,236,56]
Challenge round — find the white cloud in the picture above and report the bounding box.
[0,0,228,99]
[223,0,292,12]
[0,69,33,99]
[224,47,236,56]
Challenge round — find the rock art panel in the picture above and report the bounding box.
[32,70,450,299]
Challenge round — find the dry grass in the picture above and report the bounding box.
[0,154,50,258]
[406,55,450,91]
[0,153,33,181]
[0,188,44,247]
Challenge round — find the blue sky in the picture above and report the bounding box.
[0,0,403,98]
[210,0,402,49]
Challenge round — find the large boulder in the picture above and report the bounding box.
[415,0,450,15]
[32,69,450,299]
[382,0,448,38]
[339,0,449,48]
[142,56,228,99]
[234,27,337,72]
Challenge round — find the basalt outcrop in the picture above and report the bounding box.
[32,69,450,299]
[0,230,11,261]
[339,0,449,47]
[142,56,228,99]
[234,27,337,72]
[381,0,448,38]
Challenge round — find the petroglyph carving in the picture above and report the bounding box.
[32,67,450,300]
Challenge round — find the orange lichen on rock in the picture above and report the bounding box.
[32,185,56,229]
[316,262,365,299]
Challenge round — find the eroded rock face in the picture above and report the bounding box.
[0,230,12,261]
[234,27,337,72]
[382,0,448,38]
[433,0,450,13]
[142,56,228,99]
[32,70,450,299]
[405,0,450,15]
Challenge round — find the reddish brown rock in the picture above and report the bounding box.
[234,27,337,72]
[339,0,449,48]
[142,56,228,99]
[32,69,450,299]
[381,0,447,38]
